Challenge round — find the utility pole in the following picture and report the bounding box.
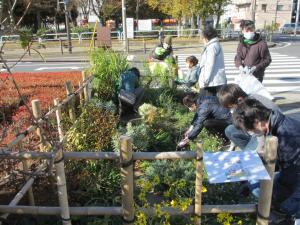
[252,0,257,23]
[64,0,72,53]
[122,0,129,53]
[295,0,300,35]
[275,0,279,26]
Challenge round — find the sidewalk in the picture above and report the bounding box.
[274,93,300,121]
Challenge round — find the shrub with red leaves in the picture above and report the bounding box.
[0,72,81,145]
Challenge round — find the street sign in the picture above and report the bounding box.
[138,19,152,31]
[126,18,134,39]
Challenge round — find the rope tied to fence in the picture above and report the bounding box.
[120,157,134,168]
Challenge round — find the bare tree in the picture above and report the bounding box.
[76,0,91,20]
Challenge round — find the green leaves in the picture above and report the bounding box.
[90,49,129,101]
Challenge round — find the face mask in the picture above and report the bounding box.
[243,32,255,40]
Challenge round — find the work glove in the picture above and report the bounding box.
[177,138,189,148]
[238,65,244,74]
[184,125,194,138]
[249,66,256,74]
[295,219,300,225]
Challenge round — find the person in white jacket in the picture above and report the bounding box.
[199,26,227,96]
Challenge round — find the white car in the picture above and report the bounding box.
[280,23,300,34]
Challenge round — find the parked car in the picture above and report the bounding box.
[279,23,300,34]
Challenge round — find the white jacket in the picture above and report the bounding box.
[198,38,227,88]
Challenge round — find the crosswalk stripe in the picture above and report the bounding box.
[177,52,300,93]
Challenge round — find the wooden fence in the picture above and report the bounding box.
[0,71,278,225]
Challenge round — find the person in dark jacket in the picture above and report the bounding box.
[217,84,280,151]
[177,93,232,148]
[119,67,144,113]
[235,20,272,82]
[233,98,300,224]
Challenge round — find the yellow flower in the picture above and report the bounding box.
[170,200,177,207]
[238,220,243,225]
[201,186,207,193]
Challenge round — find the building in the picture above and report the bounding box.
[229,0,294,30]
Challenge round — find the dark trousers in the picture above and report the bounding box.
[203,119,229,141]
[200,85,223,96]
[272,166,300,218]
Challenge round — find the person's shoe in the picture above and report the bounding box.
[269,209,290,225]
[227,142,236,151]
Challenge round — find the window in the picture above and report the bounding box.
[277,5,284,11]
[262,4,267,12]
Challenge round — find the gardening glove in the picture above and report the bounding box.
[295,219,300,225]
[177,138,189,148]
[249,66,256,74]
[184,125,194,138]
[238,65,244,74]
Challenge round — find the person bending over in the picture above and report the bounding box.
[233,98,300,225]
[178,93,232,148]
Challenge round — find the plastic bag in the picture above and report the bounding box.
[234,73,274,101]
[118,89,136,105]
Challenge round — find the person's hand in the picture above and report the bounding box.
[239,65,244,74]
[249,66,256,74]
[184,126,194,138]
[295,219,300,225]
[177,138,189,148]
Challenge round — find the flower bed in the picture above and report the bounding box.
[0,72,81,145]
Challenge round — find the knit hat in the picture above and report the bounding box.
[164,36,172,45]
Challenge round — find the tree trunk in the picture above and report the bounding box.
[0,0,3,23]
[37,10,41,29]
[136,0,139,21]
[215,4,222,29]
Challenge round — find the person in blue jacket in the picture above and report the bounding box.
[119,67,144,113]
[175,55,200,91]
[233,98,300,225]
[178,93,232,148]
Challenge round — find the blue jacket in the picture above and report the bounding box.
[268,110,300,169]
[188,96,232,140]
[120,71,139,93]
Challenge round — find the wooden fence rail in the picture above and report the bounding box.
[0,137,278,225]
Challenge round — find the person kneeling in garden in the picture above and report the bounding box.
[175,55,200,92]
[233,98,300,225]
[177,93,232,148]
[118,67,144,114]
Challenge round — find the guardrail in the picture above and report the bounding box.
[0,28,241,45]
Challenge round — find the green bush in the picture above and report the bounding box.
[17,26,33,49]
[90,49,129,101]
[64,99,118,151]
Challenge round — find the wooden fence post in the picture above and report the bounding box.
[256,136,278,225]
[82,71,89,103]
[194,142,203,225]
[143,39,146,54]
[54,98,64,141]
[31,100,47,151]
[65,81,76,122]
[22,160,35,206]
[79,81,85,107]
[120,136,134,225]
[54,146,72,225]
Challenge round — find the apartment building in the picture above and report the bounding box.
[230,0,294,30]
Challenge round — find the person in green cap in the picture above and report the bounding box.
[235,20,272,82]
[151,35,173,62]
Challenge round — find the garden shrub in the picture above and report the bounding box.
[90,49,128,101]
[65,99,118,151]
[17,26,33,49]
